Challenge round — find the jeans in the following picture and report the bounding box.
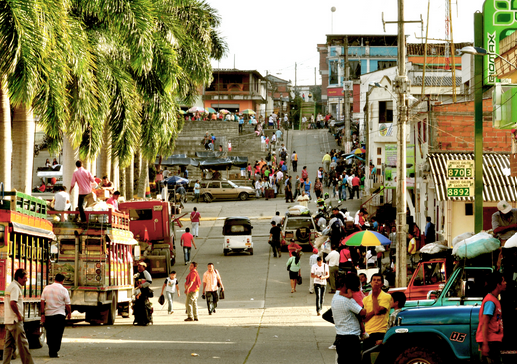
[183,247,191,263]
[191,222,199,237]
[292,161,298,172]
[186,291,199,319]
[314,284,326,313]
[3,322,34,364]
[193,192,199,203]
[205,291,218,313]
[165,291,175,313]
[44,314,66,357]
[341,186,347,200]
[353,186,360,199]
[78,194,87,222]
[335,335,361,364]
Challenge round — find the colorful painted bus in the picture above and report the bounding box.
[0,189,55,349]
[49,206,137,324]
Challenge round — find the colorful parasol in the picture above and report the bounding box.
[343,231,392,246]
[352,148,366,155]
[219,109,230,114]
[187,106,206,113]
[206,107,216,113]
[241,109,256,115]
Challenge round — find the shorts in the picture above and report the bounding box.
[289,270,299,280]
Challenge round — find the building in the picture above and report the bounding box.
[203,69,267,114]
[264,74,291,118]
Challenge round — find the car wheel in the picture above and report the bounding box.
[223,249,229,256]
[239,192,248,201]
[394,346,443,364]
[203,194,213,203]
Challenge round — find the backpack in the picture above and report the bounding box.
[280,150,287,160]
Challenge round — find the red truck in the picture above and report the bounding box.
[389,255,454,302]
[119,200,177,276]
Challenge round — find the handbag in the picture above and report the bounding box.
[322,308,334,324]
[297,275,302,285]
[158,294,165,305]
[219,288,225,300]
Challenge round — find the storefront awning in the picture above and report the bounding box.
[11,222,56,240]
[428,152,517,202]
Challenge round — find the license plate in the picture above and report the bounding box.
[245,243,251,246]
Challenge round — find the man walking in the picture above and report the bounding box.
[476,272,506,363]
[3,269,34,364]
[190,207,201,237]
[291,151,298,172]
[180,227,197,265]
[70,160,96,222]
[193,180,200,203]
[202,263,224,315]
[424,216,436,245]
[41,274,71,358]
[352,174,360,200]
[325,245,340,293]
[311,256,329,315]
[184,262,201,321]
[322,152,331,173]
[268,221,283,258]
[285,176,294,203]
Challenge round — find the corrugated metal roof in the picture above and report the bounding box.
[428,152,517,202]
[413,76,462,86]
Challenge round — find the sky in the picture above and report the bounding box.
[208,0,486,85]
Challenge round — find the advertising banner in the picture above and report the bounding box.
[384,144,415,189]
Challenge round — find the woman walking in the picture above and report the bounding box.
[286,252,302,293]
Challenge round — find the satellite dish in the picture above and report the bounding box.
[331,6,336,12]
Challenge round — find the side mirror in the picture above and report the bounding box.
[427,290,440,300]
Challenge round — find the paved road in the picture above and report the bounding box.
[27,129,365,364]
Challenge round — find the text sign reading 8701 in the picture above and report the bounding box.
[447,160,474,178]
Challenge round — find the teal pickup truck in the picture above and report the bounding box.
[370,252,517,364]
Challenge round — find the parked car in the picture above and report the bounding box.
[222,217,253,256]
[198,179,255,202]
[281,207,317,251]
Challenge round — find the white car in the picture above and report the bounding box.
[222,217,253,256]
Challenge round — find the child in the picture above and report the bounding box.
[388,291,406,329]
[160,271,180,314]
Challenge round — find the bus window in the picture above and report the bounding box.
[129,209,153,221]
[85,238,104,256]
[50,242,59,262]
[59,239,75,255]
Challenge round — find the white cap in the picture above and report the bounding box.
[497,200,512,214]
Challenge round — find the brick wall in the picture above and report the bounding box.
[431,98,511,152]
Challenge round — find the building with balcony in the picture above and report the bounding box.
[264,74,291,117]
[203,69,267,114]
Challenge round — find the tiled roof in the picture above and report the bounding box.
[413,76,462,86]
[428,152,517,202]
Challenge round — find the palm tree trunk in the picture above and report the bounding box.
[62,136,79,210]
[137,159,148,198]
[100,128,111,180]
[111,157,119,190]
[0,81,11,190]
[11,105,35,194]
[126,154,134,199]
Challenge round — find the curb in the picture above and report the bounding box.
[180,216,274,222]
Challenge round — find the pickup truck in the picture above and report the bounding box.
[371,251,517,364]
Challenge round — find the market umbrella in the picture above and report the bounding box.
[241,109,256,115]
[352,148,366,155]
[164,176,189,186]
[220,109,230,114]
[178,110,186,114]
[188,106,205,113]
[343,231,391,247]
[206,107,216,113]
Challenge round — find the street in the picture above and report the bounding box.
[29,129,362,364]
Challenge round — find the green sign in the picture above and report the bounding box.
[446,160,474,178]
[446,180,474,197]
[384,144,415,189]
[483,1,517,85]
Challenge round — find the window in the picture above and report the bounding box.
[221,182,232,189]
[378,61,397,70]
[348,61,362,79]
[329,61,339,84]
[379,101,394,123]
[377,147,382,155]
[209,182,220,189]
[377,158,382,165]
[129,209,153,221]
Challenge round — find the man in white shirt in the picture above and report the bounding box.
[325,246,340,293]
[163,167,170,179]
[301,116,307,130]
[311,256,329,315]
[53,186,71,219]
[271,211,283,226]
[347,174,354,199]
[276,170,284,194]
[308,248,319,294]
[41,273,72,358]
[4,269,34,364]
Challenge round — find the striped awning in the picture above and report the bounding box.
[428,152,517,202]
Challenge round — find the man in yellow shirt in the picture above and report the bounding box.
[363,273,391,355]
[408,232,417,267]
[322,153,331,173]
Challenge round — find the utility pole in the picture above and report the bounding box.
[296,62,301,130]
[395,0,408,288]
[343,36,351,153]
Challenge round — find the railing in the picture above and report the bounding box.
[0,189,47,218]
[48,210,130,230]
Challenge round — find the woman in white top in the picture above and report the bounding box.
[160,271,180,314]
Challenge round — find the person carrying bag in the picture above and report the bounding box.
[286,252,302,293]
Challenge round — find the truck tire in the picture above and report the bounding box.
[394,346,443,364]
[107,295,117,325]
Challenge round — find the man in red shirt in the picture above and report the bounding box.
[106,191,121,212]
[352,175,360,200]
[190,207,201,237]
[184,262,201,321]
[181,227,197,265]
[70,160,96,223]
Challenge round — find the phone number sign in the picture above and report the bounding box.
[447,160,474,178]
[447,180,474,197]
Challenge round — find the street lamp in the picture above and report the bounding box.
[460,46,517,71]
